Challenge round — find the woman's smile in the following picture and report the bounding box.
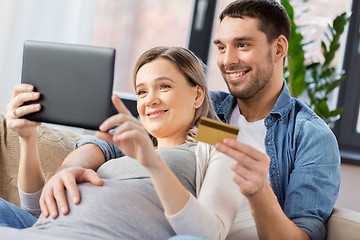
[146,109,169,119]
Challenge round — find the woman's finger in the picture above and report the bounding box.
[11,84,34,98]
[112,95,132,115]
[14,103,41,118]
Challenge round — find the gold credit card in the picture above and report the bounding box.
[196,117,239,145]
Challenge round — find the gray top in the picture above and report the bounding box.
[0,143,197,240]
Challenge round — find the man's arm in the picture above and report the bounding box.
[216,139,310,240]
[39,143,105,219]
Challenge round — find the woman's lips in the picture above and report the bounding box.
[146,110,168,119]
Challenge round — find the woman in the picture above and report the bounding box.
[1,46,243,239]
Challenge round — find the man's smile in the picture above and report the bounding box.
[228,70,250,82]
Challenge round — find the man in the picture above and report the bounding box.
[210,0,340,239]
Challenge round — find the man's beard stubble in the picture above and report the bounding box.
[222,50,274,100]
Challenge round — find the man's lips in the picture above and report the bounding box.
[146,109,168,119]
[228,70,250,82]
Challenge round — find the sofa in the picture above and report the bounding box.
[0,114,359,239]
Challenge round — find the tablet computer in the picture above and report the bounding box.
[21,40,116,130]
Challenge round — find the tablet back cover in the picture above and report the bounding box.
[21,41,115,130]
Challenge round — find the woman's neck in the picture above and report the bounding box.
[156,137,186,149]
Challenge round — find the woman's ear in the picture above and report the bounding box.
[194,86,205,109]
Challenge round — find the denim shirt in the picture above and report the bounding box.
[210,83,341,240]
[76,82,340,240]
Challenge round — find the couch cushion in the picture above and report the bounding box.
[0,114,84,206]
[326,207,360,240]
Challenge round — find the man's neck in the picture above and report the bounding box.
[236,80,283,122]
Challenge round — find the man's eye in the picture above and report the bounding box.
[217,45,225,51]
[238,43,248,48]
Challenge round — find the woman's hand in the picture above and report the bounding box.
[95,95,159,168]
[6,84,41,139]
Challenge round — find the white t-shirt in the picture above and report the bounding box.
[227,106,266,240]
[229,106,266,153]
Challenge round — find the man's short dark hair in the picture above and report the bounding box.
[219,0,291,43]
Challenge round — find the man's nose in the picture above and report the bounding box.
[222,47,239,66]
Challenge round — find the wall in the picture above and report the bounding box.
[335,163,360,212]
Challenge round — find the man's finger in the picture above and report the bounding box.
[39,197,49,218]
[53,183,71,215]
[81,169,104,187]
[217,138,269,163]
[44,189,59,219]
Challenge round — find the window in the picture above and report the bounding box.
[91,0,194,94]
[357,104,360,133]
[334,0,360,163]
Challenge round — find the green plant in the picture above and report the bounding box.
[281,0,350,128]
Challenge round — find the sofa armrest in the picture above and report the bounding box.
[326,207,360,240]
[0,114,85,206]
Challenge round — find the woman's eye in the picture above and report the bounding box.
[160,84,171,89]
[136,90,146,95]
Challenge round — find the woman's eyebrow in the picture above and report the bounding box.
[135,77,175,89]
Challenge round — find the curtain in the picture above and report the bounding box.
[0,0,97,115]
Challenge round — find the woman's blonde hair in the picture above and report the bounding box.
[133,46,219,146]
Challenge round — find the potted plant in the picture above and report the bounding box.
[281,0,350,128]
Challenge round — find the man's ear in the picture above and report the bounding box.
[194,85,205,109]
[274,35,288,62]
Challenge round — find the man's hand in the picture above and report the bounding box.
[39,167,104,219]
[215,138,270,197]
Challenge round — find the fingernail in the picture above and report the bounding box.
[51,210,55,217]
[34,104,41,110]
[73,196,78,203]
[61,206,66,214]
[33,92,39,97]
[99,124,105,131]
[27,86,33,91]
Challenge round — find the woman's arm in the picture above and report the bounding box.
[99,97,242,239]
[166,144,244,240]
[6,84,44,194]
[97,95,190,215]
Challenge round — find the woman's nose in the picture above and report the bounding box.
[145,91,160,106]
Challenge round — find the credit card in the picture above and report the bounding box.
[196,117,239,145]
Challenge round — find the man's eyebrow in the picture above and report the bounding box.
[234,36,254,42]
[213,39,222,45]
[213,36,254,45]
